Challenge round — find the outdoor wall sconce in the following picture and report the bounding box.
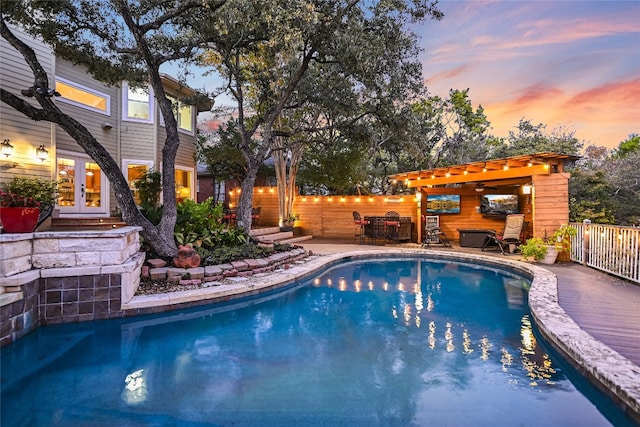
[36,145,49,162]
[1,139,13,157]
[522,184,532,195]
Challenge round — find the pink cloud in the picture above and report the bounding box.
[563,78,640,123]
[425,65,470,85]
[499,83,565,115]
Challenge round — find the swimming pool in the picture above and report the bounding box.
[1,257,634,426]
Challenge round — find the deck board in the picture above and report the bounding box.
[545,263,640,366]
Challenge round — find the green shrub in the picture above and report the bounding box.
[134,169,162,208]
[174,198,224,246]
[519,237,549,261]
[2,176,58,204]
[174,198,250,253]
[197,243,274,266]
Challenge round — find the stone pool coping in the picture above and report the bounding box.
[124,247,639,421]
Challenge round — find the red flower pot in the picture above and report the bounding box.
[0,207,40,233]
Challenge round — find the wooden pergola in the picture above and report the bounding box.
[388,152,579,244]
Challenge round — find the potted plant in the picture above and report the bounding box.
[0,177,57,233]
[519,225,578,264]
[552,224,578,263]
[519,237,556,263]
[281,213,299,231]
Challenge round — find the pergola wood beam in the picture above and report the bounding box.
[405,164,549,187]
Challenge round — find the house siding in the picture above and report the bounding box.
[54,59,119,156]
[0,25,55,182]
[121,121,156,163]
[2,28,203,214]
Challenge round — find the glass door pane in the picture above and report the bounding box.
[57,158,76,208]
[56,155,107,215]
[84,162,101,208]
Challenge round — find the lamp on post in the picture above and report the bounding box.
[1,139,13,157]
[36,145,49,162]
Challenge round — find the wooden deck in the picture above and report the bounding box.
[546,263,640,366]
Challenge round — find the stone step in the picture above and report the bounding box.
[51,217,127,231]
[254,231,294,243]
[249,226,281,237]
[279,235,314,244]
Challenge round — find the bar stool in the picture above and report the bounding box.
[383,211,400,245]
[352,211,369,244]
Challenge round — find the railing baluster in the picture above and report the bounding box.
[569,222,639,284]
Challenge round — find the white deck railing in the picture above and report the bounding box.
[569,222,640,284]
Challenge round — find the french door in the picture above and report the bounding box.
[57,152,108,216]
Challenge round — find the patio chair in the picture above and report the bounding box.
[481,213,525,254]
[223,207,237,225]
[352,211,369,244]
[251,207,261,225]
[383,211,400,245]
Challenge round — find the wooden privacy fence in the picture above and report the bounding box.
[248,187,524,242]
[250,190,419,240]
[569,222,640,284]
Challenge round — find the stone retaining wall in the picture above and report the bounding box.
[0,227,310,346]
[142,247,309,284]
[0,227,144,346]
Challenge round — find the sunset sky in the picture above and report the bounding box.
[416,0,640,149]
[191,1,640,150]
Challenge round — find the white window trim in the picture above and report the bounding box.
[122,81,155,124]
[55,77,111,116]
[122,159,155,177]
[178,104,195,135]
[159,99,195,136]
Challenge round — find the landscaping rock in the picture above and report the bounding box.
[231,260,249,271]
[186,267,205,279]
[149,267,168,280]
[147,258,167,268]
[166,267,185,278]
[204,265,223,276]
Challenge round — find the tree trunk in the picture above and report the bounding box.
[286,143,304,217]
[0,19,178,258]
[238,166,258,231]
[273,137,288,226]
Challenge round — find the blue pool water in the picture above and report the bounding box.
[1,257,634,426]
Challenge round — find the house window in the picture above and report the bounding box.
[55,78,110,115]
[177,103,193,132]
[162,96,194,134]
[122,160,154,205]
[123,82,154,123]
[175,167,194,203]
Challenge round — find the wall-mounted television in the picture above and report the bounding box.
[426,194,461,214]
[480,194,519,217]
